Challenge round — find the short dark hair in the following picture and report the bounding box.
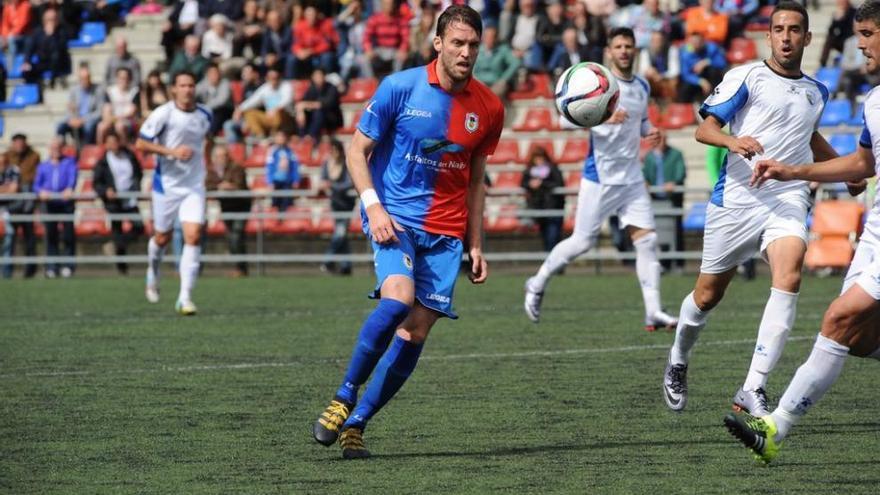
[771,1,809,31]
[103,130,119,142]
[855,0,880,27]
[173,70,197,85]
[116,67,132,79]
[608,26,636,43]
[436,4,482,39]
[11,133,26,141]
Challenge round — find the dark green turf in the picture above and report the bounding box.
[1,273,879,494]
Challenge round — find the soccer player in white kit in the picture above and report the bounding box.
[136,70,213,315]
[524,27,679,331]
[723,0,880,463]
[662,2,853,415]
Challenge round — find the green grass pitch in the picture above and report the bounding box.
[2,273,879,493]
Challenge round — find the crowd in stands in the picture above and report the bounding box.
[0,0,865,277]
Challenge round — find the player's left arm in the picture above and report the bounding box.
[810,131,867,195]
[466,153,488,284]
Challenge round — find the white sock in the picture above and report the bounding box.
[743,288,799,391]
[669,291,710,365]
[147,237,165,286]
[633,232,662,318]
[770,334,849,442]
[178,244,200,303]
[530,234,594,291]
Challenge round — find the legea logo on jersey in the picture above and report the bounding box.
[404,107,432,118]
[465,112,479,133]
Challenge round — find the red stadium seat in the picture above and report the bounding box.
[78,177,93,194]
[340,78,378,103]
[513,108,559,132]
[75,207,109,236]
[558,139,589,163]
[62,144,76,157]
[493,171,523,189]
[230,80,244,105]
[659,103,696,130]
[349,211,362,233]
[509,73,554,100]
[339,110,363,135]
[647,103,662,127]
[727,37,758,65]
[565,170,581,188]
[244,144,268,168]
[77,145,104,170]
[135,149,155,169]
[292,139,315,167]
[292,80,310,101]
[272,206,312,234]
[250,173,269,191]
[206,217,227,236]
[487,139,521,165]
[311,208,335,235]
[485,204,521,233]
[227,143,246,164]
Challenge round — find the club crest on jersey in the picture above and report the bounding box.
[402,254,413,271]
[465,112,479,133]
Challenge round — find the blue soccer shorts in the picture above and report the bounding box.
[370,226,464,319]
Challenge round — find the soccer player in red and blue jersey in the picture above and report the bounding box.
[311,5,504,460]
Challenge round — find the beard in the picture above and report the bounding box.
[440,53,472,83]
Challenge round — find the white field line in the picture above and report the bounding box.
[0,335,816,379]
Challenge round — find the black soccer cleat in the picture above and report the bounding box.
[313,398,353,447]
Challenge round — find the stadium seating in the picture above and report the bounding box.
[820,99,852,127]
[339,109,363,134]
[229,81,244,105]
[68,22,107,48]
[804,200,865,270]
[485,204,521,233]
[0,84,40,110]
[77,145,104,170]
[75,206,110,237]
[525,138,557,161]
[727,38,757,65]
[564,170,581,189]
[683,202,708,231]
[312,208,335,235]
[292,80,310,101]
[815,66,842,95]
[558,139,589,163]
[244,144,268,168]
[493,171,523,189]
[658,103,695,130]
[272,206,312,234]
[8,54,25,79]
[487,139,520,165]
[829,133,857,156]
[508,73,554,100]
[513,108,559,132]
[340,78,378,104]
[647,103,661,127]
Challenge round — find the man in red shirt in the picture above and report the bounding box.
[364,0,410,79]
[0,0,31,72]
[291,5,339,79]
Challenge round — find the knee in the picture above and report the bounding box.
[773,271,802,293]
[380,276,415,307]
[153,232,171,246]
[693,285,724,311]
[821,303,859,346]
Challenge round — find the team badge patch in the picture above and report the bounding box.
[403,254,413,271]
[465,112,479,133]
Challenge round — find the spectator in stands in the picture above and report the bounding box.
[265,130,299,211]
[522,145,565,253]
[320,139,354,276]
[406,0,437,69]
[140,69,169,116]
[1,0,32,73]
[78,0,122,29]
[233,0,262,58]
[3,134,39,278]
[820,0,856,67]
[609,0,674,49]
[56,64,104,148]
[33,137,77,278]
[531,0,569,71]
[714,0,758,40]
[638,30,680,100]
[197,63,233,136]
[206,0,243,21]
[549,27,592,79]
[677,30,726,103]
[202,14,235,61]
[0,153,21,278]
[239,62,262,100]
[205,145,250,277]
[227,68,293,141]
[500,0,540,67]
[93,131,144,275]
[22,8,71,91]
[364,0,410,80]
[169,34,209,82]
[161,0,205,61]
[291,5,339,79]
[643,130,686,270]
[583,0,617,18]
[260,9,293,77]
[571,1,605,63]
[684,0,728,46]
[97,67,140,144]
[105,36,142,86]
[295,68,342,141]
[337,0,371,81]
[474,25,521,97]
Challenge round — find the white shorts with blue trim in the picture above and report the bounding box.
[700,200,809,274]
[573,178,655,239]
[151,188,206,233]
[842,229,880,300]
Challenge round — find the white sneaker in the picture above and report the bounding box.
[175,299,197,316]
[60,267,72,278]
[663,358,688,412]
[523,277,544,323]
[145,283,160,304]
[732,387,770,417]
[645,310,678,332]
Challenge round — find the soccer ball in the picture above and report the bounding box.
[555,62,620,128]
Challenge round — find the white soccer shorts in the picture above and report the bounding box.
[700,200,808,274]
[572,178,656,239]
[151,188,206,233]
[842,230,880,300]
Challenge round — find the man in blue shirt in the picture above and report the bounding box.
[33,137,78,278]
[678,30,728,103]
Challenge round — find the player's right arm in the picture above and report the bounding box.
[695,115,763,160]
[347,129,403,244]
[695,65,763,160]
[135,105,193,161]
[751,146,875,187]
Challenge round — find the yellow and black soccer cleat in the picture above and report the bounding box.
[339,427,371,460]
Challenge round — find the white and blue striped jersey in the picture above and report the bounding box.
[700,61,828,208]
[139,101,212,193]
[583,75,651,185]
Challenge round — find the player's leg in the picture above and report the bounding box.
[735,235,806,416]
[145,191,179,303]
[175,191,207,315]
[313,232,417,447]
[525,178,604,322]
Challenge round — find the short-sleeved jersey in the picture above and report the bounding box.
[858,87,880,239]
[700,62,828,208]
[358,60,504,239]
[583,75,651,185]
[139,101,212,193]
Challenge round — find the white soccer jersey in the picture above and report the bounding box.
[583,75,651,185]
[858,87,880,242]
[700,62,828,209]
[139,101,212,193]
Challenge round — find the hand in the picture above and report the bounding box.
[172,145,194,161]
[62,188,73,200]
[606,109,629,124]
[106,188,116,199]
[468,247,488,284]
[644,127,661,147]
[750,159,796,188]
[365,204,405,244]
[698,78,712,95]
[693,59,710,74]
[39,190,50,200]
[69,117,83,128]
[233,109,242,121]
[846,179,868,196]
[528,178,542,189]
[728,135,764,160]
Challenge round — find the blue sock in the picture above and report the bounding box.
[344,335,424,430]
[335,299,410,404]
